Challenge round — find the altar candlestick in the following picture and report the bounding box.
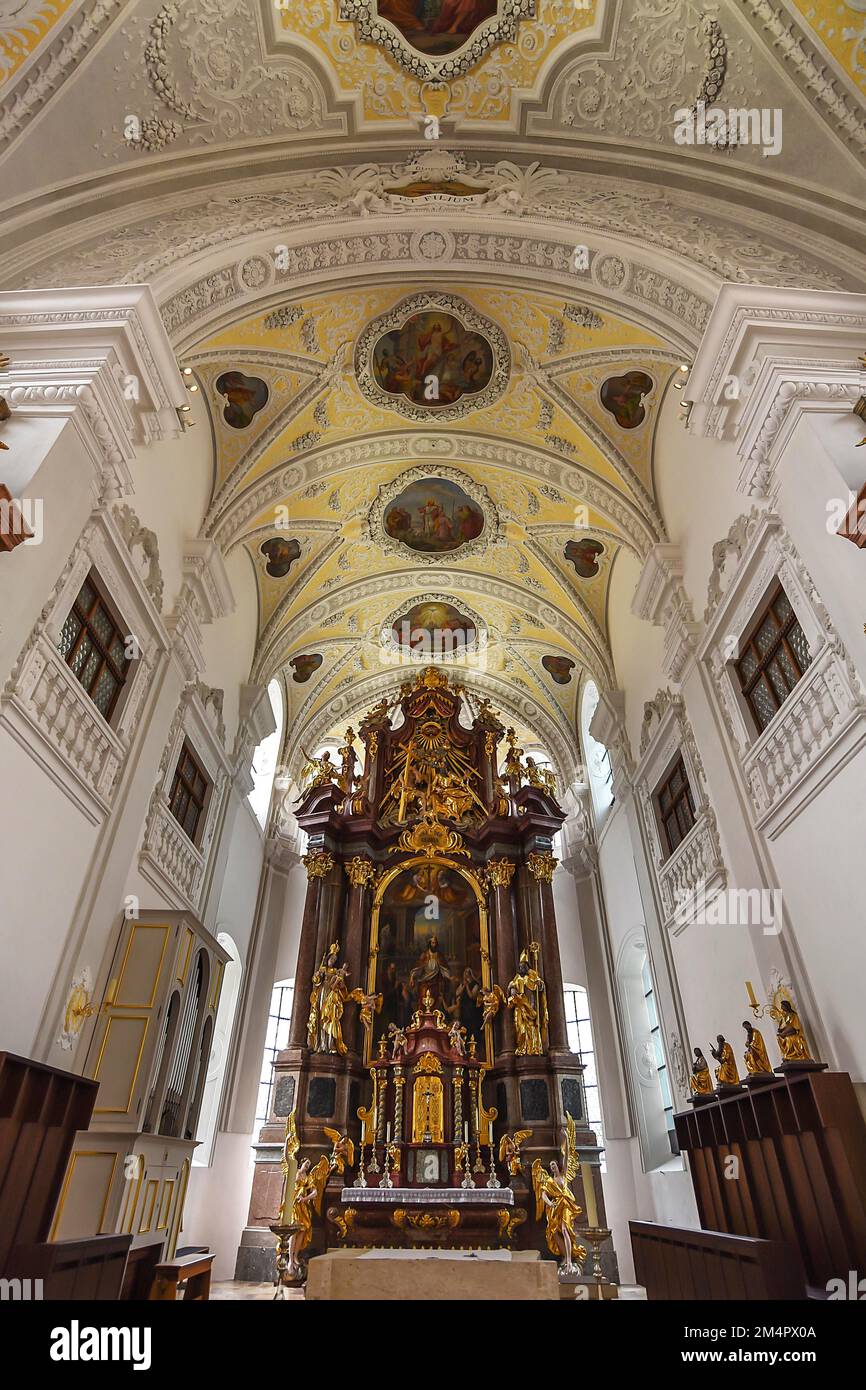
[464,1121,469,1144]
[386,1121,391,1143]
[581,1161,599,1228]
[746,980,759,1010]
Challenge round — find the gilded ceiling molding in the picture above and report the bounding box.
[210,432,656,561]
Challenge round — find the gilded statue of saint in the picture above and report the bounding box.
[531,1114,587,1273]
[306,941,340,1049]
[711,1034,740,1088]
[311,958,378,1055]
[770,999,814,1065]
[688,1047,713,1096]
[506,952,548,1056]
[337,727,358,794]
[742,1021,773,1077]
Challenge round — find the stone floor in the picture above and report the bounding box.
[211,1279,646,1301]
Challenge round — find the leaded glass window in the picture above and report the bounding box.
[57,570,131,721]
[734,583,812,734]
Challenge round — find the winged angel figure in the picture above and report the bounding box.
[531,1113,587,1274]
[287,1125,355,1276]
[498,1128,532,1177]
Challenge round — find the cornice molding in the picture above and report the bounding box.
[631,544,701,683]
[685,284,866,498]
[0,286,186,502]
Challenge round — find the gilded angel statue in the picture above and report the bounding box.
[324,1125,355,1174]
[531,1113,587,1274]
[287,1154,330,1276]
[300,747,339,790]
[276,1110,300,1224]
[480,982,506,1028]
[286,1127,353,1277]
[499,1128,533,1177]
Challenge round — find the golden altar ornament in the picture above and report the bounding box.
[531,1113,587,1274]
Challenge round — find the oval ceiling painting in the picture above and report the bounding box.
[384,477,484,555]
[375,0,498,57]
[356,293,510,422]
[390,599,478,660]
[339,0,535,82]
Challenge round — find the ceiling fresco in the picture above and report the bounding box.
[2,0,864,784]
[181,276,678,768]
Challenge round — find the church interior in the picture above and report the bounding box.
[1,0,866,1327]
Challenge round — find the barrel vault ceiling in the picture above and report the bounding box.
[2,0,865,779]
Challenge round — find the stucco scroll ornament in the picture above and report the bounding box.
[130,0,325,152]
[113,504,164,613]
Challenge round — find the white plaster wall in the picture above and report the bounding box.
[0,423,103,1053]
[181,1132,256,1280]
[552,866,587,987]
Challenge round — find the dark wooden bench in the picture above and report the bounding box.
[149,1250,215,1301]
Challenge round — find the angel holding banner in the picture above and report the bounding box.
[531,1113,587,1274]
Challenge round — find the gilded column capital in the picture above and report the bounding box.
[302,848,335,880]
[343,855,376,888]
[486,857,515,888]
[526,850,557,883]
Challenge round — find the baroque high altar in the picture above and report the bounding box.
[245,668,612,1275]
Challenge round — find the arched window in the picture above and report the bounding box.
[581,680,614,822]
[615,933,681,1172]
[255,978,295,1130]
[563,983,605,1169]
[193,931,244,1166]
[248,678,284,830]
[641,958,678,1157]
